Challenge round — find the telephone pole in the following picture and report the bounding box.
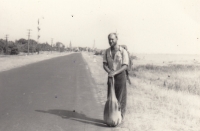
[93,39,95,52]
[51,38,53,53]
[27,29,32,55]
[69,41,72,52]
[5,34,9,54]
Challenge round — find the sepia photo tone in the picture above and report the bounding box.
[0,0,200,131]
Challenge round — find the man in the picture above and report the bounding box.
[103,33,129,121]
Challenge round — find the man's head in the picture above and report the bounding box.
[108,33,118,47]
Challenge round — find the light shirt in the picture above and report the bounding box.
[103,45,129,71]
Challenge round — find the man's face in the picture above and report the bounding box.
[108,34,117,47]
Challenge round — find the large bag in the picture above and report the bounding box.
[103,77,122,127]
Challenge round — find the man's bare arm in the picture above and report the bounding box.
[108,64,128,77]
[103,62,112,73]
[115,64,128,75]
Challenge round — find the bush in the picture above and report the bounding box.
[130,54,137,60]
[94,49,105,55]
[94,50,101,55]
[0,47,3,54]
[8,44,19,55]
[10,46,19,55]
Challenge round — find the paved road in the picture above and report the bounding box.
[0,53,111,131]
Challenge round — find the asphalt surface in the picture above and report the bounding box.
[0,53,111,131]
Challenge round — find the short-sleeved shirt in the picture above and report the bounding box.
[103,45,129,71]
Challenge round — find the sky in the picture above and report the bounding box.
[0,0,200,54]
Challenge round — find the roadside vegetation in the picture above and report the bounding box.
[0,51,72,72]
[0,38,66,55]
[130,64,200,95]
[82,52,200,131]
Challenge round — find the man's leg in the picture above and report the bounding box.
[114,71,127,119]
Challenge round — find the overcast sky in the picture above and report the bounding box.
[0,0,200,54]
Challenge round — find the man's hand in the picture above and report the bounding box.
[108,65,128,77]
[108,71,116,77]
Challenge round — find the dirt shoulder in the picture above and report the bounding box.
[0,51,72,72]
[82,52,200,131]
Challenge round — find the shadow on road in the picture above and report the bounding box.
[35,109,107,127]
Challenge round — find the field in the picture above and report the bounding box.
[82,53,200,131]
[131,54,200,95]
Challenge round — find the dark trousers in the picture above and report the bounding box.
[107,71,127,119]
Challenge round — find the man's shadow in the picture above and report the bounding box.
[35,109,107,127]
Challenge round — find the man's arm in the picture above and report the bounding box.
[103,62,112,74]
[108,64,127,77]
[103,49,112,74]
[109,48,129,77]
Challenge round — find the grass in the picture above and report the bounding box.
[130,64,200,95]
[0,51,71,72]
[82,52,200,131]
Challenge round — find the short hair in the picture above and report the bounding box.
[108,33,118,39]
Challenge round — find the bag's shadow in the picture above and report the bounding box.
[35,109,107,127]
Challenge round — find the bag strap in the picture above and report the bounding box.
[106,49,108,64]
[119,45,132,85]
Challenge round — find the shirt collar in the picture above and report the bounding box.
[108,45,122,57]
[109,45,121,51]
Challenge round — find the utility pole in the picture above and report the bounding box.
[93,39,95,52]
[51,38,53,53]
[5,34,9,54]
[58,42,60,52]
[37,17,44,54]
[27,29,31,55]
[69,41,72,52]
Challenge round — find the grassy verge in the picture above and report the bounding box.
[130,64,200,95]
[82,52,200,131]
[0,51,72,72]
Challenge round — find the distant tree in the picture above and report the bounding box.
[37,42,52,51]
[36,45,40,54]
[15,38,39,53]
[2,41,19,55]
[9,44,19,55]
[0,39,6,54]
[0,39,17,55]
[56,42,65,52]
[17,38,27,45]
[29,39,37,53]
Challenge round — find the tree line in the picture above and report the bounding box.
[0,38,65,55]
